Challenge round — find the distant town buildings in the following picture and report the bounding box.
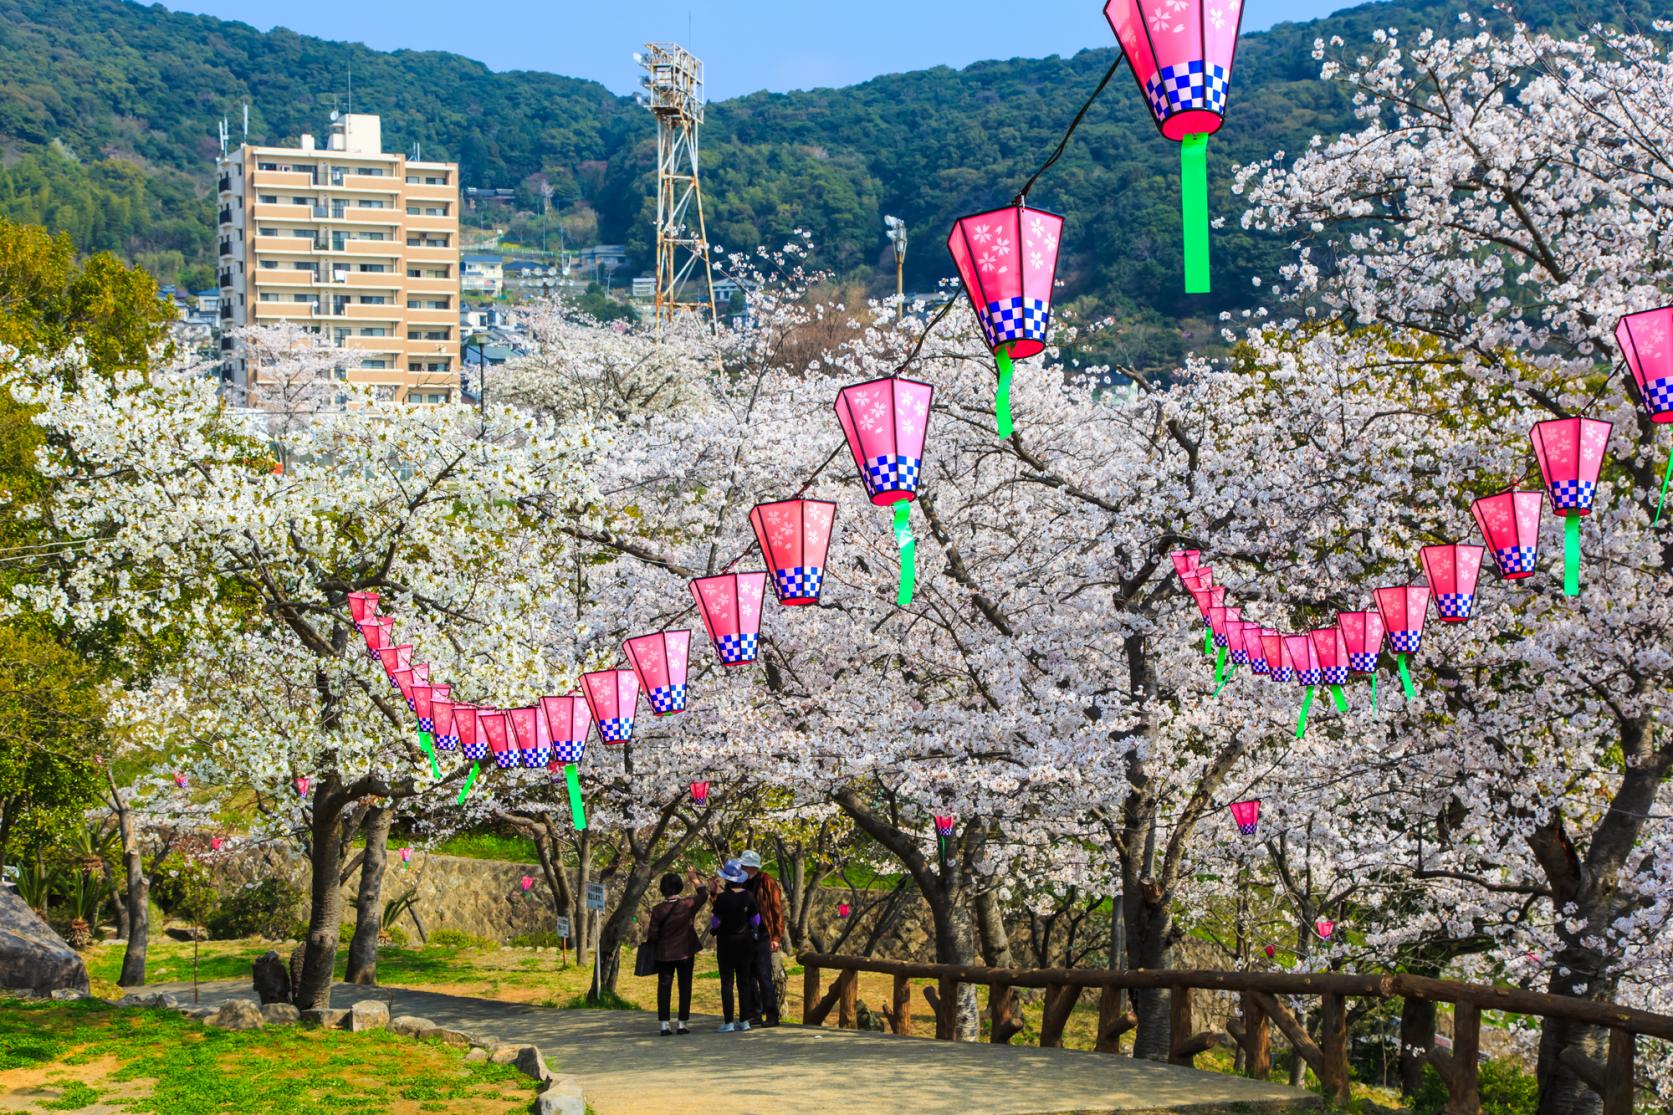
[462,252,504,297]
[215,112,461,404]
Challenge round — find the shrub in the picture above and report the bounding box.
[149,857,213,918]
[508,931,562,948]
[426,929,494,951]
[205,877,303,940]
[1412,1057,1537,1115]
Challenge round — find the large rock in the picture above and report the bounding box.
[513,1045,552,1084]
[0,888,89,998]
[419,1026,472,1047]
[260,1003,301,1025]
[300,1008,348,1029]
[207,999,264,1031]
[389,1015,435,1037]
[347,999,390,1032]
[252,950,292,1005]
[534,1076,586,1115]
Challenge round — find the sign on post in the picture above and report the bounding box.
[555,916,571,938]
[585,883,606,911]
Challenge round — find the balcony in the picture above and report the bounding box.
[250,202,312,221]
[218,174,232,194]
[344,271,401,289]
[405,307,456,326]
[219,304,233,320]
[218,270,233,288]
[252,236,318,255]
[250,169,315,189]
[403,182,456,203]
[342,240,401,258]
[404,244,455,264]
[219,240,233,257]
[403,213,456,233]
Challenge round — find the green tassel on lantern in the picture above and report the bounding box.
[1396,654,1416,701]
[563,763,587,831]
[993,344,1015,438]
[1213,645,1227,687]
[1203,628,1213,656]
[1295,685,1315,738]
[1180,134,1212,294]
[1212,663,1236,698]
[1563,510,1581,597]
[417,730,440,780]
[456,762,480,805]
[1329,684,1348,713]
[1657,452,1673,525]
[893,502,916,607]
[1370,673,1378,711]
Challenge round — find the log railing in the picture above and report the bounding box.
[797,953,1672,1115]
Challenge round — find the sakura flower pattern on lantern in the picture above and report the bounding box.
[750,498,836,606]
[1615,306,1673,422]
[623,630,691,715]
[1530,417,1611,517]
[1471,490,1543,580]
[1106,0,1243,140]
[1419,543,1485,623]
[690,572,768,666]
[834,378,934,506]
[581,669,638,744]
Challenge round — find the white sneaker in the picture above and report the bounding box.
[718,1022,735,1033]
[737,1020,751,1032]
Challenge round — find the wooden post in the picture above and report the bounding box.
[1602,1028,1635,1115]
[1168,986,1194,1065]
[802,963,820,1026]
[1242,992,1271,1080]
[936,976,958,1040]
[1319,993,1353,1107]
[891,973,912,1036]
[838,968,858,1030]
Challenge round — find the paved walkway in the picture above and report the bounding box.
[160,981,1318,1115]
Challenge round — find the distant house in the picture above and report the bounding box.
[462,252,504,297]
[194,289,221,315]
[630,276,655,300]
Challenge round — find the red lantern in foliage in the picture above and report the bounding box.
[1171,550,1202,579]
[582,669,639,744]
[690,781,710,807]
[211,836,224,851]
[295,776,310,797]
[750,499,836,606]
[1315,919,1336,940]
[1472,490,1543,580]
[378,644,413,690]
[834,376,934,606]
[1264,944,1276,959]
[509,706,550,770]
[690,573,768,667]
[1284,633,1322,738]
[838,902,852,919]
[433,696,457,752]
[541,695,591,832]
[1310,626,1351,714]
[357,615,393,661]
[1373,585,1428,701]
[623,631,691,716]
[1337,611,1384,675]
[347,591,379,623]
[1420,544,1485,623]
[1530,417,1612,596]
[946,203,1065,437]
[1228,799,1260,836]
[1617,307,1673,521]
[1246,625,1273,675]
[1261,630,1293,683]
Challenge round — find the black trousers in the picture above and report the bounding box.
[749,937,778,1022]
[716,937,755,1024]
[656,957,694,1022]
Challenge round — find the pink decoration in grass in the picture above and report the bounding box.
[521,875,535,892]
[947,204,1065,359]
[1104,0,1244,141]
[1337,610,1384,674]
[834,377,934,505]
[1616,306,1673,422]
[690,572,768,666]
[1472,490,1543,579]
[624,631,691,716]
[1228,799,1260,836]
[838,903,852,919]
[750,499,836,606]
[582,669,639,744]
[1420,544,1486,623]
[540,696,592,766]
[1531,417,1612,515]
[347,591,379,623]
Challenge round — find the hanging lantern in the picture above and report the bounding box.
[1616,307,1673,520]
[378,644,413,689]
[1207,604,1242,693]
[520,875,535,893]
[623,631,691,716]
[210,837,224,851]
[749,499,837,606]
[946,203,1065,437]
[1284,633,1321,738]
[1472,490,1543,581]
[1170,550,1201,579]
[479,710,515,773]
[1246,624,1272,675]
[932,815,955,874]
[540,695,591,832]
[690,572,768,666]
[1261,630,1294,683]
[433,696,457,752]
[1227,619,1256,668]
[690,781,710,807]
[1228,799,1260,836]
[454,704,483,804]
[357,615,393,661]
[410,683,441,780]
[1373,586,1430,701]
[1264,944,1276,959]
[838,902,852,919]
[295,776,310,797]
[1530,417,1612,596]
[1104,0,1244,293]
[509,706,549,770]
[582,669,639,744]
[347,591,379,624]
[1310,627,1350,713]
[1420,544,1485,624]
[1188,583,1226,658]
[172,772,188,789]
[1315,919,1336,940]
[834,376,934,606]
[1337,609,1385,709]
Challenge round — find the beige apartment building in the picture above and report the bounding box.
[216,113,460,403]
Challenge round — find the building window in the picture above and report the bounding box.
[259,194,278,204]
[260,260,278,270]
[360,296,387,305]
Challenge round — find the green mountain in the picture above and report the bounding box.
[0,0,1651,368]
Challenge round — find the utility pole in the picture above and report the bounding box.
[885,215,908,319]
[637,44,718,331]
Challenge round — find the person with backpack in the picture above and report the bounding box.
[710,859,760,1032]
[645,865,708,1035]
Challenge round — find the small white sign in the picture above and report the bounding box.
[585,883,606,912]
[555,916,570,938]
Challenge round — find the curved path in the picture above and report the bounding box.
[165,981,1318,1115]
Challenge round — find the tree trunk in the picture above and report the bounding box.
[1535,961,1612,1115]
[294,786,348,1011]
[974,887,1014,968]
[1127,888,1173,1060]
[1398,987,1437,1096]
[569,829,592,969]
[345,805,390,985]
[114,793,149,988]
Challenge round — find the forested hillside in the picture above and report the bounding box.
[0,0,1656,366]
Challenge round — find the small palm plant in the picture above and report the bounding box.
[380,890,419,946]
[14,854,58,917]
[61,869,113,950]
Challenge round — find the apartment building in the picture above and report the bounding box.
[216,113,460,403]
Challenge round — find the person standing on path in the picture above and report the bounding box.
[739,849,786,1027]
[711,859,760,1032]
[646,866,709,1035]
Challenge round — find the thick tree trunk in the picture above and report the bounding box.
[1127,888,1173,1060]
[974,887,1014,968]
[1535,960,1612,1115]
[1398,982,1437,1096]
[345,805,390,985]
[114,795,149,988]
[294,788,348,1011]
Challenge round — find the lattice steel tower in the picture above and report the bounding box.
[639,43,718,328]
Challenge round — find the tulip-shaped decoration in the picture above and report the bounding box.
[1530,417,1612,596]
[946,203,1065,436]
[582,669,639,744]
[400,846,412,866]
[1315,919,1336,940]
[1617,307,1673,520]
[410,683,442,780]
[1373,585,1430,700]
[838,902,852,919]
[624,631,691,716]
[541,695,592,831]
[520,875,535,894]
[690,781,710,807]
[454,705,483,804]
[347,591,379,623]
[1337,610,1385,709]
[1420,544,1485,625]
[1228,799,1260,837]
[690,572,768,666]
[1284,633,1322,737]
[1311,627,1351,713]
[1261,630,1294,683]
[1208,604,1241,694]
[933,815,956,874]
[834,376,934,605]
[750,499,837,606]
[1472,490,1543,581]
[1105,0,1244,292]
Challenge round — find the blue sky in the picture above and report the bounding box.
[164,0,1359,100]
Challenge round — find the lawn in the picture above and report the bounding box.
[0,997,538,1114]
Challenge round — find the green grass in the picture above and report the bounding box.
[0,998,538,1113]
[429,833,540,863]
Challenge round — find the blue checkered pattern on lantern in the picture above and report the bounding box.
[1648,376,1673,415]
[863,454,922,499]
[1549,479,1595,512]
[462,740,487,761]
[1298,668,1322,686]
[552,739,585,764]
[716,633,758,664]
[981,297,1050,347]
[522,745,550,770]
[1436,592,1475,620]
[404,697,416,712]
[493,749,517,770]
[417,717,434,733]
[1323,666,1349,685]
[1145,60,1231,120]
[1250,659,1269,675]
[1271,666,1295,683]
[1230,649,1249,666]
[1494,546,1538,575]
[1213,631,1229,648]
[1235,819,1258,836]
[598,717,633,743]
[649,684,687,714]
[1389,631,1422,654]
[774,566,824,602]
[366,645,381,661]
[1348,652,1378,673]
[436,733,459,752]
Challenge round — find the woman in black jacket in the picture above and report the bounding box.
[710,859,759,1032]
[646,866,709,1035]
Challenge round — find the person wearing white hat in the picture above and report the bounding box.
[710,859,760,1032]
[738,849,786,1027]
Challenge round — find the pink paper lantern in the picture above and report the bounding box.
[347,591,379,624]
[1179,567,1213,593]
[357,615,393,660]
[1373,586,1430,656]
[210,837,224,851]
[1284,634,1321,686]
[623,631,691,716]
[520,875,535,892]
[834,377,934,506]
[1616,306,1673,422]
[412,683,438,733]
[933,815,956,839]
[172,772,188,788]
[1207,604,1241,650]
[690,572,768,666]
[1170,550,1201,579]
[1337,610,1384,674]
[510,706,552,770]
[295,776,310,797]
[1531,417,1612,516]
[1472,490,1543,580]
[1246,625,1273,675]
[480,710,515,770]
[947,204,1064,361]
[1261,630,1294,683]
[432,697,457,751]
[690,780,710,807]
[454,705,485,761]
[377,644,413,689]
[1419,543,1486,622]
[749,499,836,606]
[1311,627,1349,686]
[400,846,412,864]
[1228,799,1260,836]
[540,696,592,766]
[1263,944,1276,959]
[1226,619,1256,667]
[1315,919,1336,940]
[582,669,639,744]
[837,902,852,919]
[1104,0,1242,142]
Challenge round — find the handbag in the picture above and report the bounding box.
[634,939,658,977]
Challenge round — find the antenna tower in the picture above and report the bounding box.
[638,43,717,328]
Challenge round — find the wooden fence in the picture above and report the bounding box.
[797,952,1673,1114]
